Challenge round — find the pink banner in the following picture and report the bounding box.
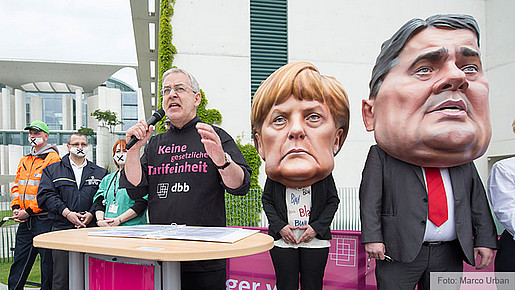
[227,228,495,290]
[227,228,375,290]
[88,256,156,290]
[85,227,496,290]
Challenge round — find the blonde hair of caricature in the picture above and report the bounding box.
[251,61,350,155]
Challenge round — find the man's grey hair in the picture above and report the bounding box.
[162,68,200,93]
[369,14,480,99]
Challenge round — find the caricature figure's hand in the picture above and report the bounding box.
[279,225,299,244]
[474,247,494,270]
[297,225,316,243]
[365,242,386,260]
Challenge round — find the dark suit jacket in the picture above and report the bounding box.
[38,154,108,228]
[262,174,340,241]
[359,145,497,265]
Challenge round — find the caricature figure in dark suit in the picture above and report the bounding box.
[360,14,497,290]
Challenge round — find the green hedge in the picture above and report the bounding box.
[197,89,222,125]
[226,139,263,227]
[156,0,176,134]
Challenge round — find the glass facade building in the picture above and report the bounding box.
[0,78,137,157]
[106,78,139,131]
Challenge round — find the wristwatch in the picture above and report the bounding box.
[215,152,232,170]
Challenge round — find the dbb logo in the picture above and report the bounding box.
[171,182,190,193]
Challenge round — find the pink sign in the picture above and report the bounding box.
[85,227,496,290]
[226,228,375,290]
[227,228,495,290]
[88,256,156,290]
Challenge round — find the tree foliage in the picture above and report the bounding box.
[156,0,177,134]
[77,127,94,137]
[197,89,222,125]
[91,109,122,133]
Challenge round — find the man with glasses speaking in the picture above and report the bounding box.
[120,68,251,290]
[38,132,107,290]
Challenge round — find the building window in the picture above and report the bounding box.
[121,91,138,131]
[150,60,156,79]
[26,92,76,131]
[122,92,138,104]
[149,22,156,51]
[122,120,138,131]
[250,0,288,101]
[148,0,156,16]
[106,78,136,92]
[26,95,30,125]
[122,105,138,119]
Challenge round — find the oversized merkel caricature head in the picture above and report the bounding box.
[251,62,350,188]
[362,14,491,167]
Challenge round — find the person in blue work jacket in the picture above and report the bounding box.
[37,132,107,290]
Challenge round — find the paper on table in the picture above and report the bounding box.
[88,225,259,243]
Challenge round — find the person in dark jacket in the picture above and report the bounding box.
[37,132,107,290]
[251,62,350,290]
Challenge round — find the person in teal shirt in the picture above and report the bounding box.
[94,139,147,226]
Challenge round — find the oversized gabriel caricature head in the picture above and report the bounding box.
[251,62,350,188]
[362,14,491,167]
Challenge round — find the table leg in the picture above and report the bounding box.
[69,251,84,289]
[162,261,181,290]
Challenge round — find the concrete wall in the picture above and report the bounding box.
[87,86,123,132]
[29,95,43,122]
[168,0,513,188]
[0,145,8,175]
[1,0,509,189]
[8,145,23,175]
[1,87,12,129]
[484,0,515,166]
[96,126,120,172]
[171,0,251,143]
[288,0,491,187]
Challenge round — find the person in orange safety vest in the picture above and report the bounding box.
[8,120,60,290]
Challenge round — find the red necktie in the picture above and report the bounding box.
[424,167,448,227]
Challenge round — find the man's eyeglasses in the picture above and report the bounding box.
[69,143,88,147]
[160,84,195,96]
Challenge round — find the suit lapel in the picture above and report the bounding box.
[277,181,287,214]
[412,164,465,201]
[411,165,425,189]
[448,166,464,203]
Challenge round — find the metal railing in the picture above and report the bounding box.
[0,177,361,261]
[226,187,361,231]
[1,175,17,262]
[332,187,361,231]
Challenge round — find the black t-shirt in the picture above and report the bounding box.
[120,116,251,271]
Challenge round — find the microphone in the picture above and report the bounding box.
[126,109,165,150]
